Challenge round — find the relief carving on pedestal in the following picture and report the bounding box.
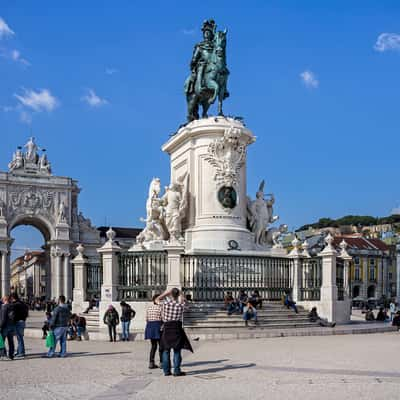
[205,126,253,187]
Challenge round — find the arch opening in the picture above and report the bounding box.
[10,224,50,300]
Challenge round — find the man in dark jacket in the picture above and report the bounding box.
[120,301,135,341]
[0,295,16,360]
[47,295,71,358]
[10,293,29,358]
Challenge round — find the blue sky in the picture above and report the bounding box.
[1,1,400,255]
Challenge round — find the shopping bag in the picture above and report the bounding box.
[45,331,55,348]
[0,334,4,350]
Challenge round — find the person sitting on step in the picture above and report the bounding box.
[365,308,375,321]
[249,290,262,309]
[224,291,238,315]
[308,307,336,327]
[243,301,258,327]
[237,290,248,314]
[376,307,388,322]
[284,291,298,314]
[392,311,400,330]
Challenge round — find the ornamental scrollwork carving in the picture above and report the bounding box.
[205,126,252,187]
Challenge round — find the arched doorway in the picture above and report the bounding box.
[352,285,360,298]
[367,285,376,299]
[10,224,49,300]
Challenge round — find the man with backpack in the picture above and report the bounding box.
[0,295,16,361]
[10,293,29,358]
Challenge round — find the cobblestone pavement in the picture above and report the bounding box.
[1,332,399,400]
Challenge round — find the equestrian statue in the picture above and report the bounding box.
[184,19,230,122]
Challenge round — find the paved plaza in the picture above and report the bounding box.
[1,332,400,400]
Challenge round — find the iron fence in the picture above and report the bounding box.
[118,251,167,301]
[300,257,322,301]
[336,258,344,301]
[86,263,103,300]
[181,254,293,301]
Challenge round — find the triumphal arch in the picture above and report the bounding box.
[0,137,101,300]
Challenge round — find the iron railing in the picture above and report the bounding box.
[118,251,167,301]
[336,258,344,301]
[181,254,293,301]
[86,263,103,300]
[300,257,322,301]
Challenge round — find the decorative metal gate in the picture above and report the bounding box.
[182,254,293,301]
[118,251,167,301]
[86,263,102,300]
[336,258,344,301]
[299,257,322,301]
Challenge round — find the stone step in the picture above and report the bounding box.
[184,322,319,329]
[186,310,307,317]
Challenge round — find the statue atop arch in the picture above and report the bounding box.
[8,137,52,175]
[184,19,229,122]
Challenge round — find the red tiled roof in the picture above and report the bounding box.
[333,236,389,251]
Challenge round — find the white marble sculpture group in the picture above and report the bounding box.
[136,173,189,247]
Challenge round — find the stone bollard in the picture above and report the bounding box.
[72,243,87,314]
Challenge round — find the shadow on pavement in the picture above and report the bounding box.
[25,351,131,359]
[261,365,400,379]
[183,359,230,367]
[187,363,256,375]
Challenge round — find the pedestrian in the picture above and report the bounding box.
[237,290,248,313]
[120,301,135,341]
[42,312,52,339]
[389,300,396,322]
[145,294,163,369]
[156,288,193,377]
[10,292,29,358]
[0,295,16,361]
[103,305,119,342]
[46,295,71,358]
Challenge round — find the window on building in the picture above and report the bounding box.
[355,267,361,281]
[354,256,360,265]
[369,265,376,281]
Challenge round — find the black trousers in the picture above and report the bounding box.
[150,339,162,364]
[1,331,15,359]
[108,325,117,341]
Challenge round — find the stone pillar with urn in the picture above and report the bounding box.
[97,228,121,303]
[288,237,302,303]
[72,243,88,314]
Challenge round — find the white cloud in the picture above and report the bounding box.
[1,105,14,112]
[14,88,59,112]
[374,33,400,52]
[81,89,108,107]
[0,17,14,39]
[19,110,32,124]
[300,70,319,89]
[0,48,30,66]
[182,28,195,35]
[105,67,118,75]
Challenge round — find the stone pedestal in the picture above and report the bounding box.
[162,117,255,252]
[165,242,185,289]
